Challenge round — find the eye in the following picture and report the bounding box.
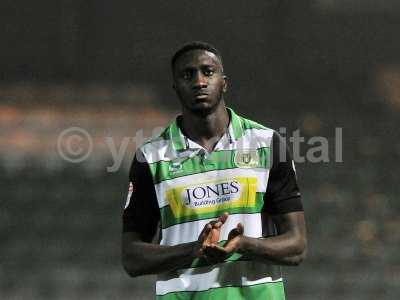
[182,71,192,80]
[182,69,193,80]
[203,69,214,76]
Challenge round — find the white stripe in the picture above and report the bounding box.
[155,168,269,208]
[160,213,262,245]
[156,260,282,296]
[141,139,173,164]
[233,127,274,150]
[228,121,236,142]
[141,128,274,165]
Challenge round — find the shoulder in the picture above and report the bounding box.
[241,116,269,131]
[236,114,276,146]
[237,112,274,135]
[137,120,175,164]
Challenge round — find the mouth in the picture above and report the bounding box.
[194,92,209,100]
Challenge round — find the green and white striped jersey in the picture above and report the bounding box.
[123,107,302,300]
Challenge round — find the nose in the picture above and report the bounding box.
[192,72,207,89]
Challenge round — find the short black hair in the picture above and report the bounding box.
[171,41,223,71]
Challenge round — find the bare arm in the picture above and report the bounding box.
[122,151,202,277]
[122,214,228,277]
[238,211,307,265]
[122,232,200,277]
[204,211,307,266]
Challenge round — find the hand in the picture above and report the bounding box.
[203,223,244,262]
[224,222,244,252]
[204,212,229,246]
[196,213,229,257]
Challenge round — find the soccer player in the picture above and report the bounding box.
[122,41,307,299]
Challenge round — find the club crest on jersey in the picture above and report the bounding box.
[234,149,259,168]
[169,161,183,173]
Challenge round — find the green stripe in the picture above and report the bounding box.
[160,192,265,229]
[189,239,279,269]
[242,117,268,130]
[159,126,170,141]
[189,240,246,269]
[169,119,186,151]
[228,108,245,140]
[142,127,169,147]
[149,147,270,184]
[156,281,285,300]
[142,109,271,154]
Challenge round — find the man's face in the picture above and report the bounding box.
[173,49,227,115]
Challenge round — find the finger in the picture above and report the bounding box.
[227,230,237,241]
[212,212,229,229]
[223,242,236,253]
[204,223,212,234]
[209,220,221,229]
[227,222,244,240]
[227,228,240,240]
[204,245,228,261]
[209,219,224,229]
[218,212,229,224]
[210,244,227,253]
[237,223,244,234]
[200,223,212,240]
[205,244,227,256]
[213,221,222,229]
[223,236,241,252]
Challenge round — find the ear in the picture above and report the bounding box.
[222,75,228,93]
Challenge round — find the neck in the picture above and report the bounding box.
[181,102,230,151]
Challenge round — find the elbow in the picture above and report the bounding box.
[283,246,306,266]
[122,254,142,277]
[291,237,307,266]
[289,250,306,266]
[122,233,150,277]
[122,259,138,277]
[123,265,139,278]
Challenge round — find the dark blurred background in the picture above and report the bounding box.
[1,1,399,299]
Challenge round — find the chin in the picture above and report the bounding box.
[189,102,217,116]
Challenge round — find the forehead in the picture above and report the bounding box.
[174,49,222,70]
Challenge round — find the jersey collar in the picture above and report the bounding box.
[169,107,245,152]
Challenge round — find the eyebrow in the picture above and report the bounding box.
[179,62,219,72]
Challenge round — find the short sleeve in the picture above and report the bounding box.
[122,150,160,242]
[263,131,303,215]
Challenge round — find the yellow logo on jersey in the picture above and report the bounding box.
[165,177,257,218]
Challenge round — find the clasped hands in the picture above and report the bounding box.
[196,212,245,263]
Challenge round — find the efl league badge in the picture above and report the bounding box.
[234,149,259,168]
